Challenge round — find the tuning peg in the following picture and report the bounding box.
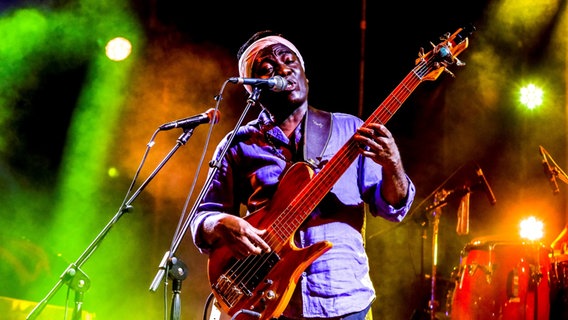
[416,48,424,63]
[417,47,425,59]
[439,32,451,41]
[443,68,456,78]
[454,57,466,67]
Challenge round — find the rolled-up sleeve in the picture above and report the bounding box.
[369,175,416,222]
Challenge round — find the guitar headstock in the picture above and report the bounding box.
[416,24,476,81]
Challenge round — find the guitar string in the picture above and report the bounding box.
[217,131,298,304]
[217,58,430,307]
[216,57,432,308]
[217,60,429,308]
[268,60,428,241]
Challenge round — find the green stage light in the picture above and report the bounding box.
[520,84,543,110]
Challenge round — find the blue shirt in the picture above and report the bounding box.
[191,108,415,318]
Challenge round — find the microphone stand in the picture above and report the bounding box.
[26,127,199,320]
[423,190,449,320]
[422,186,470,320]
[149,86,262,320]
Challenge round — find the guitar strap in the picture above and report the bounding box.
[303,106,332,168]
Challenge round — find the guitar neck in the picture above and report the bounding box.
[365,68,424,126]
[271,64,426,240]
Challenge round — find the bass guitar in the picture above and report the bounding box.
[208,24,476,320]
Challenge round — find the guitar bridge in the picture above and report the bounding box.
[213,251,281,307]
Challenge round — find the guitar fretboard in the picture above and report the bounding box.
[270,61,429,244]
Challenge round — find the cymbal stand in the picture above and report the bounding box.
[428,190,447,320]
[423,187,469,320]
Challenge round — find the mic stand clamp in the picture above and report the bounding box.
[169,256,188,320]
[63,264,91,320]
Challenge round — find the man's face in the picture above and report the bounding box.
[252,43,309,117]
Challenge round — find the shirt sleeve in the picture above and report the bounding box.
[190,211,220,254]
[190,134,239,254]
[369,175,416,222]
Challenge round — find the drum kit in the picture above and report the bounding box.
[422,224,568,320]
[419,155,568,320]
[446,236,563,319]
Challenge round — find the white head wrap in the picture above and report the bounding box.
[238,35,305,93]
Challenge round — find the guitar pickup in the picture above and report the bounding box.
[242,252,281,291]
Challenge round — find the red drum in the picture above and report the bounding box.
[550,252,568,290]
[449,237,551,320]
[549,253,568,319]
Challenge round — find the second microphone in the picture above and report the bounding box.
[159,108,220,131]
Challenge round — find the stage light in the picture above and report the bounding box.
[107,167,119,178]
[519,84,543,110]
[519,216,544,241]
[105,36,132,61]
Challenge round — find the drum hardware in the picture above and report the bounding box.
[450,238,551,319]
[530,264,544,287]
[506,267,520,302]
[412,162,497,320]
[466,263,493,279]
[550,252,568,319]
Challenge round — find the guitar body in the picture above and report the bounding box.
[208,162,333,319]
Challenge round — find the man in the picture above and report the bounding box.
[191,30,416,319]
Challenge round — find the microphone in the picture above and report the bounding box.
[228,76,288,92]
[540,145,559,194]
[456,191,470,235]
[159,108,220,131]
[475,166,497,205]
